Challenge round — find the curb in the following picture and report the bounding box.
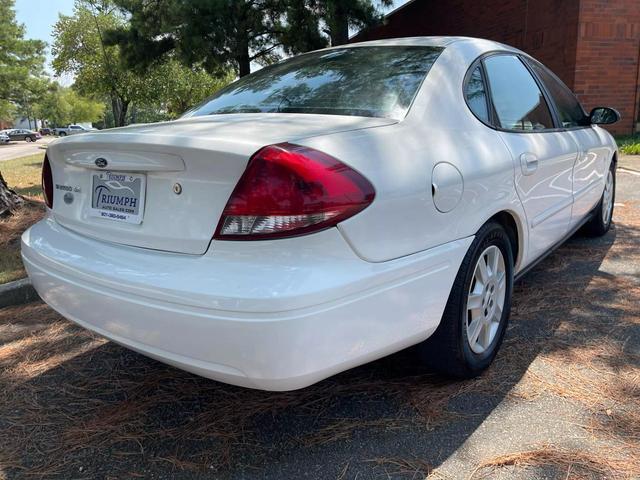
[0,278,40,308]
[618,164,640,174]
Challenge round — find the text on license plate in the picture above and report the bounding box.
[89,171,146,224]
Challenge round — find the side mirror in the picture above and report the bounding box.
[589,107,620,125]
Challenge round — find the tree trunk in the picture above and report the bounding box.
[237,37,251,77]
[111,94,130,127]
[120,100,130,126]
[130,105,138,124]
[328,2,349,46]
[0,170,24,217]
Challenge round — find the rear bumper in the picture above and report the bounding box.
[22,218,472,390]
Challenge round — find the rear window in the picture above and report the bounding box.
[183,46,443,120]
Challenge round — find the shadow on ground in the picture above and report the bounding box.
[1,202,638,479]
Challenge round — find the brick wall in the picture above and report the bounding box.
[356,0,640,134]
[355,0,581,87]
[573,0,640,134]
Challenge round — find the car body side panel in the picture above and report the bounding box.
[298,40,529,269]
[566,126,616,226]
[499,131,577,263]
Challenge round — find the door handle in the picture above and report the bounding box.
[520,153,538,175]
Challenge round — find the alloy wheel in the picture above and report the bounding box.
[602,169,614,225]
[466,245,507,354]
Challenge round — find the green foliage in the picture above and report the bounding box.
[52,0,152,126]
[107,0,285,77]
[107,0,391,78]
[52,0,233,126]
[35,84,104,126]
[616,135,640,155]
[0,0,46,121]
[154,61,235,118]
[0,100,16,124]
[284,0,392,49]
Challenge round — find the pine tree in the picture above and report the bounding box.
[106,0,391,77]
[0,0,45,216]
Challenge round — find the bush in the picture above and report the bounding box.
[615,135,640,155]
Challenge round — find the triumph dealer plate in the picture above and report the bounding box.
[89,171,146,224]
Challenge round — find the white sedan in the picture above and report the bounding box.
[22,37,618,390]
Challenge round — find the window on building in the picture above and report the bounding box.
[484,55,554,131]
[527,60,589,128]
[465,66,490,124]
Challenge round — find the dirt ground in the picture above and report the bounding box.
[1,169,638,480]
[0,202,45,283]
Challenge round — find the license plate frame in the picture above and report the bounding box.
[89,171,146,224]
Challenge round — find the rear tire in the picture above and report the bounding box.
[583,161,615,237]
[415,221,514,377]
[58,131,66,137]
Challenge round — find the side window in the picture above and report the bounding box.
[527,61,588,128]
[465,66,490,124]
[483,55,554,131]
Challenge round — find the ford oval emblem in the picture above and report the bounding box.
[95,157,108,168]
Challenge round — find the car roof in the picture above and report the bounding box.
[347,36,521,54]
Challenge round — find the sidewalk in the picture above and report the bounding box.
[619,154,640,172]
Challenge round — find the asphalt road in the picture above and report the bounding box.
[0,136,55,161]
[1,164,638,479]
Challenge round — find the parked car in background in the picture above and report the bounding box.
[0,132,9,144]
[53,124,93,136]
[40,127,53,136]
[23,37,619,391]
[5,129,39,142]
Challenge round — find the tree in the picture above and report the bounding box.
[52,0,231,127]
[0,0,46,121]
[318,0,392,47]
[0,0,45,215]
[282,0,392,49]
[106,0,286,78]
[52,0,158,126]
[15,76,49,129]
[34,84,105,126]
[106,0,391,77]
[154,60,234,118]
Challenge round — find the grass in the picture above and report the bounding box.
[615,135,640,155]
[0,153,46,283]
[1,152,45,200]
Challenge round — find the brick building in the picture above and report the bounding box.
[354,0,640,135]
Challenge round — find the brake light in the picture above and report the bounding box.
[42,154,53,209]
[214,143,375,240]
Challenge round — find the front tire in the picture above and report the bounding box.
[415,222,514,377]
[25,136,32,142]
[583,161,615,237]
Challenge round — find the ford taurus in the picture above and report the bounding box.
[22,37,619,390]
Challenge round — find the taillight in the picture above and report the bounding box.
[214,143,375,240]
[42,154,53,209]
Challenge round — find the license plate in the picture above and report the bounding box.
[89,171,146,224]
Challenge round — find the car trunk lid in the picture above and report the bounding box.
[46,114,395,254]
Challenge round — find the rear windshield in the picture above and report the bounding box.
[182,46,443,120]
